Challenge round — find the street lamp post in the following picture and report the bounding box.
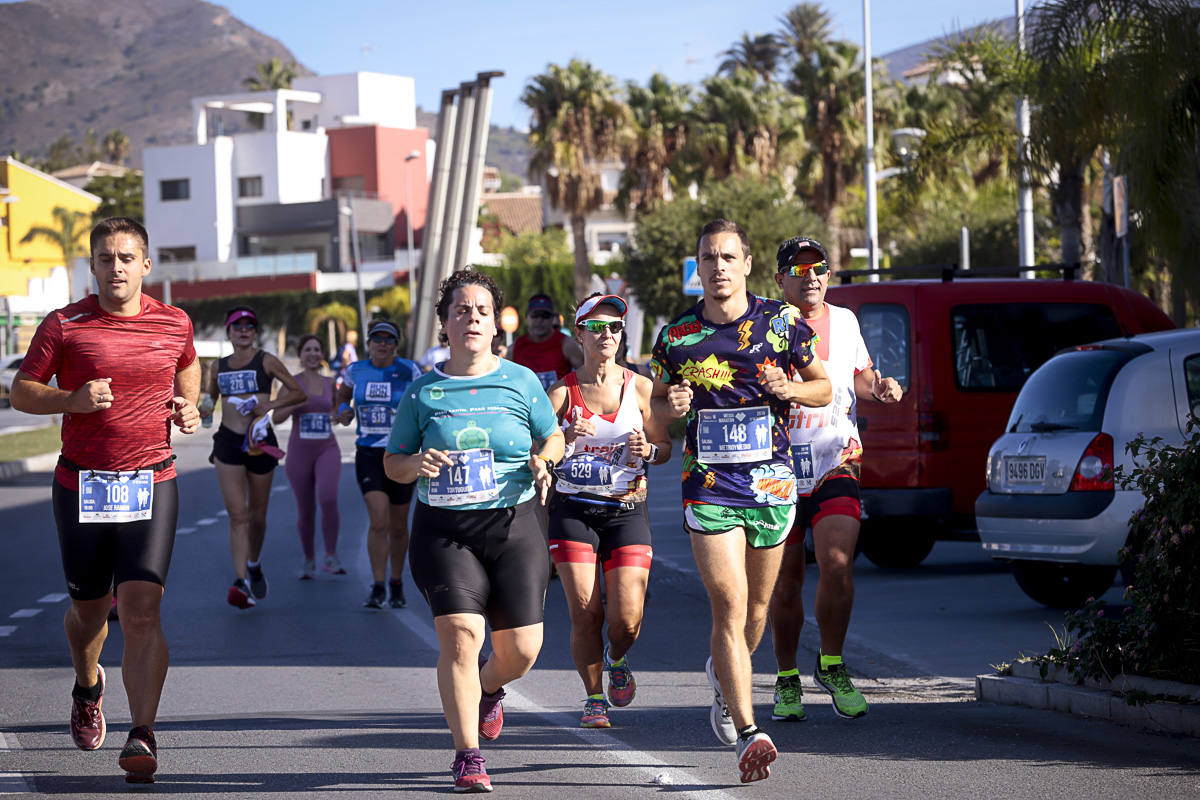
[1,192,19,357]
[339,201,369,344]
[403,149,420,357]
[862,0,879,274]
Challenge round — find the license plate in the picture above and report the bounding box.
[1005,456,1046,485]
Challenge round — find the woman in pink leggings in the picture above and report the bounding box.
[273,335,344,578]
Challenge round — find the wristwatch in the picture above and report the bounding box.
[645,443,660,464]
[535,454,559,469]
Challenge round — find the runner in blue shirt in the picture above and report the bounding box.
[384,269,564,793]
[334,320,422,609]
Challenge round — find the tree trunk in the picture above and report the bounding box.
[1098,164,1117,283]
[1053,159,1085,266]
[570,213,592,301]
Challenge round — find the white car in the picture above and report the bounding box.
[976,328,1200,608]
[0,353,26,408]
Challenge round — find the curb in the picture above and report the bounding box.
[976,662,1200,737]
[0,451,59,481]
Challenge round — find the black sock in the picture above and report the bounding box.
[388,578,403,587]
[72,676,102,703]
[372,581,385,591]
[737,725,760,740]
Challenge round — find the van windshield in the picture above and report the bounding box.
[1007,349,1132,433]
[951,303,1121,391]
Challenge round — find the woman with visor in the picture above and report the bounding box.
[545,293,671,729]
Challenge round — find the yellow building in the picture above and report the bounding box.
[1,156,100,300]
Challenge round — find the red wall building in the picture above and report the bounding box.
[328,126,430,248]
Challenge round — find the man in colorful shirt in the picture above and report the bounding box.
[649,218,831,783]
[768,236,902,722]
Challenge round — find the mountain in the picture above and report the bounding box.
[416,109,531,185]
[0,0,531,180]
[0,0,310,165]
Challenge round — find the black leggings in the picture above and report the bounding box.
[52,477,179,601]
[409,498,550,630]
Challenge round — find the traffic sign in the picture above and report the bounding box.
[683,257,702,296]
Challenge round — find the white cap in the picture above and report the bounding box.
[573,294,628,325]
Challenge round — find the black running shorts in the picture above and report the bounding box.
[355,446,415,505]
[409,497,551,630]
[786,476,862,545]
[211,425,278,474]
[52,477,179,600]
[548,495,653,571]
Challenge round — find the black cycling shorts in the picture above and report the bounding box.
[211,425,278,474]
[52,477,179,601]
[548,495,653,572]
[355,446,415,505]
[409,497,550,630]
[786,476,862,545]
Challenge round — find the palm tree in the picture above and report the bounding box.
[778,2,834,68]
[718,33,783,83]
[619,73,691,213]
[20,206,91,302]
[103,130,130,165]
[521,60,631,300]
[243,58,299,130]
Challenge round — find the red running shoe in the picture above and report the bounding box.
[226,579,255,609]
[452,747,492,793]
[118,726,158,784]
[69,664,105,750]
[478,688,505,741]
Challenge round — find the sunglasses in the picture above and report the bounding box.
[577,319,624,335]
[370,335,398,344]
[229,321,257,331]
[529,310,554,320]
[781,260,830,278]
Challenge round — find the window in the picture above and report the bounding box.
[158,246,196,263]
[333,175,366,195]
[951,303,1121,391]
[159,179,189,201]
[238,176,263,198]
[1007,349,1133,433]
[859,303,910,391]
[1185,355,1200,420]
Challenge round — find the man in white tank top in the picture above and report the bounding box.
[768,237,902,722]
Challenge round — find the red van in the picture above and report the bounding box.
[825,271,1174,567]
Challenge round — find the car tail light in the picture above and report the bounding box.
[918,411,948,452]
[1069,433,1114,491]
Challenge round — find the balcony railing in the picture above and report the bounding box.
[147,252,318,283]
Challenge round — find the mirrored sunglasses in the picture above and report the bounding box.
[577,319,624,335]
[782,260,830,278]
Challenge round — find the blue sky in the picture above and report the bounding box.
[212,0,1021,129]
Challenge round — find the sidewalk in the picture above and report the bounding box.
[0,451,59,481]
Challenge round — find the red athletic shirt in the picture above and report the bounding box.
[511,331,572,379]
[20,294,197,488]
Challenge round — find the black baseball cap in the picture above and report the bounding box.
[776,237,829,272]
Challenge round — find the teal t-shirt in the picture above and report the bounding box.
[386,358,558,510]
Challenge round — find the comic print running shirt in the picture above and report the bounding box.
[650,293,815,507]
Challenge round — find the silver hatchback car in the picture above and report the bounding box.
[976,328,1200,608]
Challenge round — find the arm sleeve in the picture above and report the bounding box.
[387,382,423,454]
[19,314,64,384]
[525,370,560,441]
[853,323,873,374]
[787,305,816,373]
[176,313,197,370]
[648,322,675,385]
[341,363,356,388]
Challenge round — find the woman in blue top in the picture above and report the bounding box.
[385,269,564,794]
[334,320,422,609]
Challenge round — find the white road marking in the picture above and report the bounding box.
[195,517,218,526]
[37,593,68,603]
[8,609,40,619]
[0,730,32,795]
[177,527,197,535]
[217,510,228,517]
[0,627,16,637]
[271,486,289,494]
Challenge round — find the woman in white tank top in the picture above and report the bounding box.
[545,294,672,730]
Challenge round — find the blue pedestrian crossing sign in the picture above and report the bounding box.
[683,257,703,296]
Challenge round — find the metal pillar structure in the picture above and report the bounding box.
[436,82,477,282]
[411,89,459,359]
[862,0,879,275]
[452,71,504,271]
[1016,0,1036,277]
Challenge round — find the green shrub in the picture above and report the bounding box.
[1065,417,1200,684]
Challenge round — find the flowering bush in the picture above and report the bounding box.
[1065,417,1200,685]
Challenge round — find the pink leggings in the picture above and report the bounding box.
[285,441,341,559]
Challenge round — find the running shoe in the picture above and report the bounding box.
[580,695,611,728]
[69,664,105,751]
[118,725,158,784]
[363,583,386,609]
[735,728,777,783]
[814,658,868,719]
[451,747,492,793]
[247,563,268,599]
[299,559,316,580]
[478,687,505,740]
[771,674,806,721]
[388,578,406,609]
[705,656,737,746]
[323,554,346,575]
[227,578,255,609]
[604,645,636,707]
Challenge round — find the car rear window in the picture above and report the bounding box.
[859,303,910,390]
[952,303,1122,391]
[1007,349,1133,433]
[1186,355,1200,419]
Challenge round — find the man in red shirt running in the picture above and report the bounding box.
[11,217,200,784]
[510,294,583,390]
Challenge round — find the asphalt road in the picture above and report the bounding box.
[1,425,1197,798]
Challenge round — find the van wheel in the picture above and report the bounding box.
[1011,561,1119,609]
[859,521,935,568]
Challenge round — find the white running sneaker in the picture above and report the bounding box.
[298,559,316,580]
[705,656,737,746]
[735,729,777,783]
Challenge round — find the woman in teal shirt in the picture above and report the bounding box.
[384,269,564,793]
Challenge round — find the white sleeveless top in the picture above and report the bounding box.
[554,369,646,498]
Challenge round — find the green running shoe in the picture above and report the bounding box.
[771,674,806,721]
[813,659,868,719]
